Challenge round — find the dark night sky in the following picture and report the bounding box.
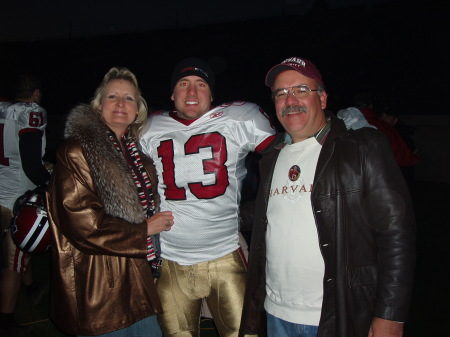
[1,0,394,42]
[0,0,448,125]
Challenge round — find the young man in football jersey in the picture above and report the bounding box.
[0,73,51,336]
[140,57,277,336]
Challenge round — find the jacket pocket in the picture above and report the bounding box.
[347,265,377,334]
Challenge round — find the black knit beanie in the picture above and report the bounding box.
[170,57,215,94]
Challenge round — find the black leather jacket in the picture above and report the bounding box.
[239,116,416,337]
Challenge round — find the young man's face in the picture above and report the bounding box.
[273,70,327,143]
[171,75,213,120]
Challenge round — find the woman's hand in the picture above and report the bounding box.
[146,211,174,235]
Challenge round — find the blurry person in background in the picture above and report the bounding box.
[0,72,51,337]
[352,93,419,192]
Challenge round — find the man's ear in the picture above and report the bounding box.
[320,91,328,110]
[32,89,41,103]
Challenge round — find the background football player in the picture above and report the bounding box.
[140,57,276,336]
[0,72,51,337]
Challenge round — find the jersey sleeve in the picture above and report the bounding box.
[16,102,47,136]
[139,115,155,157]
[239,102,276,153]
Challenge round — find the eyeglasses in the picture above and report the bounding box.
[272,84,319,102]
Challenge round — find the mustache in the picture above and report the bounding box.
[281,105,307,117]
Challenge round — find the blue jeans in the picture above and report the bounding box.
[267,312,318,337]
[78,316,162,337]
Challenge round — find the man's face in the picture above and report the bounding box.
[273,70,327,143]
[171,75,212,120]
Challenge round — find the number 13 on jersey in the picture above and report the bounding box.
[157,132,230,200]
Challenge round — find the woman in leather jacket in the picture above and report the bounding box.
[46,67,173,336]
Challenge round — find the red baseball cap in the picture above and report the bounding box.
[265,57,324,88]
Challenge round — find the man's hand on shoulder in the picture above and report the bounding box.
[368,317,404,337]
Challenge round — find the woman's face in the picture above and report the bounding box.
[99,79,138,137]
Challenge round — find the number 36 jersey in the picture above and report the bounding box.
[0,101,47,209]
[140,101,275,265]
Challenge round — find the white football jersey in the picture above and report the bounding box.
[140,101,275,265]
[0,101,47,209]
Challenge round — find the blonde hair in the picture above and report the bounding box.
[91,67,148,140]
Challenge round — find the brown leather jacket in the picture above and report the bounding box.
[239,116,416,337]
[46,105,162,336]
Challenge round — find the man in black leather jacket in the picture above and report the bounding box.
[239,57,415,337]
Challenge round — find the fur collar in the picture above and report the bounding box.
[64,104,145,224]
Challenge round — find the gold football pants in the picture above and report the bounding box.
[157,249,254,337]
